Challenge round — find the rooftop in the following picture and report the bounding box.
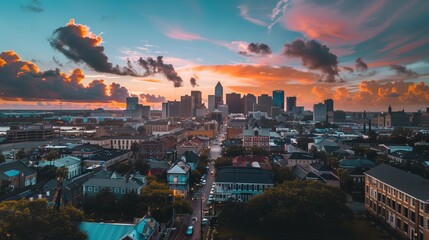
[215,166,274,184]
[365,164,429,201]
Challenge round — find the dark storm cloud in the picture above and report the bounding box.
[283,39,340,82]
[21,0,43,13]
[139,94,166,103]
[0,51,129,102]
[190,77,197,87]
[355,57,368,72]
[137,56,183,87]
[390,64,418,78]
[50,19,184,87]
[239,42,272,56]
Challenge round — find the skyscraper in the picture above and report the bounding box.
[208,95,215,112]
[242,94,256,115]
[313,103,327,122]
[272,90,285,110]
[215,81,223,108]
[286,97,297,112]
[191,91,202,106]
[180,95,195,118]
[324,99,334,112]
[226,92,241,113]
[126,97,138,110]
[168,100,180,118]
[257,94,272,115]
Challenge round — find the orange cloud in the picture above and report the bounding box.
[164,28,205,41]
[193,64,320,84]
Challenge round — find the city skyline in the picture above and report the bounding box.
[1,0,429,111]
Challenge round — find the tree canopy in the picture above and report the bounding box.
[0,199,86,240]
[220,181,352,235]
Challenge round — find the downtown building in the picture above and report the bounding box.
[272,90,285,111]
[365,164,429,240]
[226,92,242,113]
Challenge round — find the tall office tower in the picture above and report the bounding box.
[126,97,138,110]
[242,94,256,115]
[208,95,216,112]
[286,96,297,112]
[191,91,202,106]
[258,94,272,115]
[180,95,195,118]
[272,90,285,110]
[313,103,327,122]
[162,102,168,118]
[168,100,181,118]
[226,92,242,113]
[215,81,223,108]
[324,99,334,112]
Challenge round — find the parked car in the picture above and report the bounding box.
[202,218,209,226]
[192,217,197,222]
[186,226,194,236]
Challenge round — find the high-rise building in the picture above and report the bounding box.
[286,97,297,112]
[242,94,256,115]
[180,95,195,118]
[313,103,327,122]
[162,102,168,118]
[126,97,138,110]
[218,104,229,119]
[324,99,334,112]
[191,91,202,106]
[226,92,242,113]
[208,95,216,112]
[167,100,180,118]
[272,90,285,110]
[215,81,223,108]
[258,94,272,116]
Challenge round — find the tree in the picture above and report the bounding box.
[224,146,246,157]
[296,137,314,151]
[134,159,150,175]
[220,181,351,235]
[15,148,26,160]
[113,162,133,176]
[0,199,86,240]
[36,165,57,182]
[250,147,269,156]
[83,189,119,221]
[0,152,5,164]
[46,150,59,163]
[337,169,352,193]
[130,142,140,158]
[190,170,201,186]
[215,157,232,168]
[272,166,294,183]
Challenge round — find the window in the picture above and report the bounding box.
[121,188,126,194]
[405,195,409,203]
[88,187,93,192]
[403,207,408,218]
[419,215,424,227]
[397,204,402,214]
[396,218,401,229]
[115,188,119,193]
[403,222,408,233]
[94,187,98,192]
[411,211,415,223]
[412,198,416,207]
[399,192,402,200]
[427,218,429,230]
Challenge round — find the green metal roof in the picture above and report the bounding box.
[79,222,133,240]
[4,169,19,177]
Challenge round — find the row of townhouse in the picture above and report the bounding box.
[365,164,429,240]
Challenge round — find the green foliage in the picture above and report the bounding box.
[134,159,150,175]
[250,147,269,156]
[296,137,314,151]
[0,199,87,240]
[220,181,352,235]
[224,146,246,157]
[15,148,26,160]
[0,153,5,164]
[190,170,201,186]
[215,157,232,168]
[46,150,59,161]
[113,162,133,176]
[36,165,57,182]
[130,142,140,157]
[56,166,69,180]
[272,166,294,184]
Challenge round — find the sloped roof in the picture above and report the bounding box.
[79,222,133,240]
[0,160,36,179]
[83,178,143,189]
[181,151,200,164]
[215,166,273,184]
[365,164,429,201]
[339,158,375,169]
[167,163,189,174]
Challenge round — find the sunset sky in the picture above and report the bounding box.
[1,0,429,111]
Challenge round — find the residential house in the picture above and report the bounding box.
[81,149,131,168]
[281,152,318,167]
[180,151,200,171]
[232,156,272,170]
[38,156,82,179]
[242,127,270,151]
[365,164,429,240]
[83,172,145,198]
[80,215,159,240]
[167,161,190,197]
[213,166,274,202]
[176,139,203,156]
[0,160,37,190]
[145,120,170,135]
[293,163,340,187]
